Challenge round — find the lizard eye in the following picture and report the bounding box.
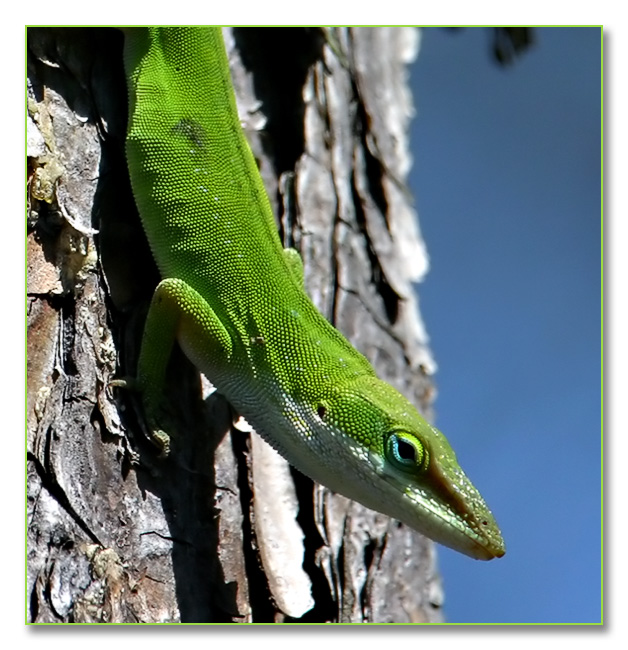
[386,432,429,473]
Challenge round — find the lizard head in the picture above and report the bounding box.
[316,374,505,560]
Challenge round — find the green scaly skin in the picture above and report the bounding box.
[121,27,505,560]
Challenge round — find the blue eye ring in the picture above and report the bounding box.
[385,432,429,472]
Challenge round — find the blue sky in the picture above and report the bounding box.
[408,27,601,624]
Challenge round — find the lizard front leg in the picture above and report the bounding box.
[134,277,233,455]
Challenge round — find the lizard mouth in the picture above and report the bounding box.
[372,449,505,560]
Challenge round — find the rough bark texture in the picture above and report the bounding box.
[26,26,444,624]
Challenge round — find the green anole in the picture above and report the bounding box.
[119,26,505,561]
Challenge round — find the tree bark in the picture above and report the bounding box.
[26,26,443,624]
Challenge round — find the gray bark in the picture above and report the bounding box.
[26,26,443,624]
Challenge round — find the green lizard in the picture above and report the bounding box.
[120,26,505,561]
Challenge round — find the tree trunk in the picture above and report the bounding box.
[26,26,443,624]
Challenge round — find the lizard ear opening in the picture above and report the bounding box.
[317,404,327,419]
